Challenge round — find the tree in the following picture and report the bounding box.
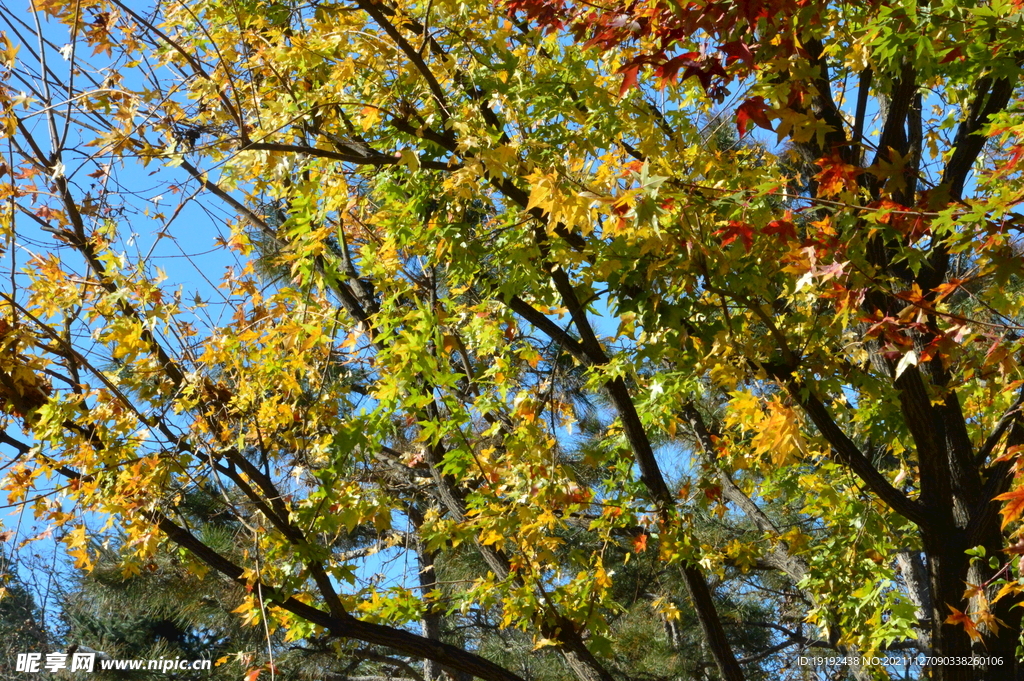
[0,551,48,680]
[54,489,289,680]
[54,487,442,680]
[1,0,1023,680]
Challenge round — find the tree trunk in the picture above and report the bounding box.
[680,565,745,681]
[416,541,444,681]
[922,530,975,681]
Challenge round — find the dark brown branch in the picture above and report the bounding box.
[920,61,1019,292]
[941,73,1017,201]
[763,363,930,527]
[153,512,528,681]
[109,0,246,133]
[504,296,589,364]
[872,61,917,171]
[34,452,523,681]
[179,160,376,332]
[210,459,349,623]
[510,237,743,681]
[355,0,450,121]
[852,67,873,162]
[683,404,807,581]
[242,141,458,171]
[804,39,851,158]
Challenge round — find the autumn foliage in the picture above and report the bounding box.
[2,0,1024,680]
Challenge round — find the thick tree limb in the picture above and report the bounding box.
[762,363,930,527]
[354,0,450,121]
[508,237,744,681]
[154,512,528,681]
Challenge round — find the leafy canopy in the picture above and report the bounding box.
[1,0,1024,680]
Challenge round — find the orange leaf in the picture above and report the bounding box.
[814,154,860,197]
[633,533,648,553]
[962,582,984,601]
[1003,538,1024,556]
[245,670,262,681]
[945,605,983,643]
[994,487,1024,528]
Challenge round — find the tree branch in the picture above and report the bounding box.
[763,363,930,527]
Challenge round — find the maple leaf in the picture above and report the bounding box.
[940,46,964,63]
[869,148,913,195]
[633,533,648,553]
[654,52,701,86]
[714,221,755,251]
[762,219,797,242]
[945,605,983,643]
[719,40,754,66]
[994,487,1024,528]
[931,278,966,301]
[1003,538,1024,556]
[974,607,1005,636]
[618,64,640,97]
[814,154,860,197]
[961,582,985,601]
[997,144,1024,175]
[991,580,1022,605]
[736,97,773,136]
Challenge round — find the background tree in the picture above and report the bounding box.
[0,550,48,681]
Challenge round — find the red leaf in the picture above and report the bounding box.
[999,145,1024,175]
[814,154,860,197]
[719,39,754,65]
[653,52,700,86]
[762,219,797,242]
[714,221,755,251]
[940,46,963,63]
[703,483,722,501]
[736,97,773,137]
[618,64,640,97]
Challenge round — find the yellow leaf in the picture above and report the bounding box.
[532,638,559,650]
[479,528,503,547]
[524,172,556,215]
[992,581,1021,605]
[397,149,420,170]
